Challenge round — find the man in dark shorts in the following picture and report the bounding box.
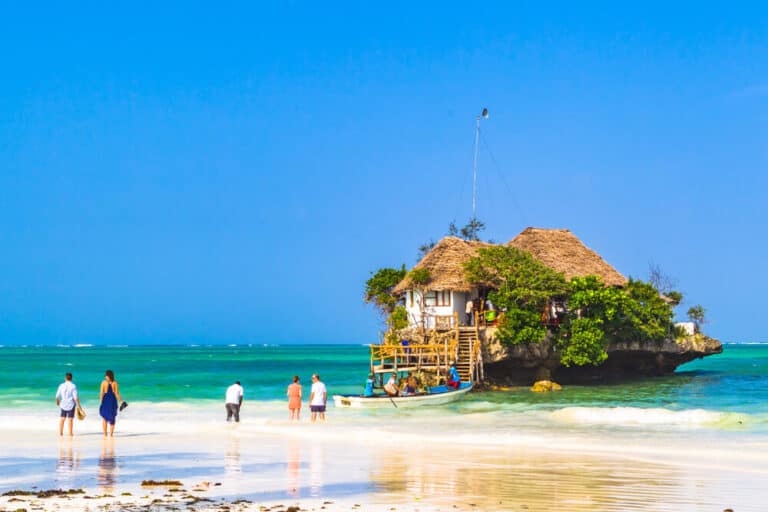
[55,373,81,436]
[225,381,244,422]
[309,374,327,422]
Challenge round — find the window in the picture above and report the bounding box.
[424,291,450,307]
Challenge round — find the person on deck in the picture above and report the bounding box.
[363,374,375,397]
[401,339,411,364]
[225,381,244,423]
[56,372,81,437]
[384,372,400,397]
[465,299,474,326]
[447,364,461,390]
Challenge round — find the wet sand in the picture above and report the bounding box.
[1,412,765,511]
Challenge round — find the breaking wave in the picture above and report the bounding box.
[550,406,752,429]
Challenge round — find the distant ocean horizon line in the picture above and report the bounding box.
[0,340,764,348]
[0,341,373,348]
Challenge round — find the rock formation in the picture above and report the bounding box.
[481,327,723,385]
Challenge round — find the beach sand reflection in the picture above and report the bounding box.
[225,435,241,475]
[55,439,79,485]
[286,440,301,498]
[309,443,323,497]
[98,437,117,492]
[366,445,713,512]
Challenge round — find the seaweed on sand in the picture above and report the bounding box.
[141,479,184,487]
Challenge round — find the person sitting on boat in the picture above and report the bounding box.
[364,374,375,397]
[447,364,461,390]
[384,373,400,397]
[404,373,417,395]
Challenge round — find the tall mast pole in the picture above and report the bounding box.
[472,115,480,221]
[472,108,488,221]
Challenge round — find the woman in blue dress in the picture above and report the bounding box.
[99,370,123,436]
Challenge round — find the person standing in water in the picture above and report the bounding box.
[309,374,327,423]
[55,372,81,436]
[225,381,244,423]
[99,370,123,436]
[287,375,302,421]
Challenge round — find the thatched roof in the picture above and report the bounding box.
[507,227,627,287]
[392,237,493,294]
[393,228,627,294]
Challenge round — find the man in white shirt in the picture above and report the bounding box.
[384,372,400,397]
[225,381,244,423]
[55,373,81,436]
[309,374,327,423]
[465,299,474,326]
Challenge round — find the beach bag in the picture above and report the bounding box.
[76,406,86,421]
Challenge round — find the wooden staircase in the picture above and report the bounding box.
[456,327,478,382]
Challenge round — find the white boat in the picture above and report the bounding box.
[333,382,473,409]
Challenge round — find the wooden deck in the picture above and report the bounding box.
[369,309,485,385]
[370,342,458,376]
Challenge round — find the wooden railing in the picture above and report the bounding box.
[469,310,484,383]
[426,311,459,331]
[370,342,458,376]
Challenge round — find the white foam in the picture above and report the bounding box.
[549,406,746,427]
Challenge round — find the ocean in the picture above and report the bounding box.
[1,342,766,432]
[1,343,767,510]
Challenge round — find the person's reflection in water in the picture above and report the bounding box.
[98,437,117,492]
[286,440,301,498]
[309,443,323,497]
[224,435,241,476]
[56,438,79,484]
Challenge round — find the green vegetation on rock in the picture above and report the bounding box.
[364,265,407,316]
[465,246,678,367]
[464,246,567,346]
[687,304,706,332]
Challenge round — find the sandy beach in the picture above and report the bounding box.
[1,401,766,512]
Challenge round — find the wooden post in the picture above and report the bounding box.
[394,345,398,375]
[443,336,448,376]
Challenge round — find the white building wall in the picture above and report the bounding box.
[403,289,478,329]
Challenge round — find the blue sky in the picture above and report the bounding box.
[0,3,765,344]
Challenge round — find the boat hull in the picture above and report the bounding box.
[333,383,473,409]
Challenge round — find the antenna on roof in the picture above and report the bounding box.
[472,108,489,220]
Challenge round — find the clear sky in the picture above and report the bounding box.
[0,3,766,344]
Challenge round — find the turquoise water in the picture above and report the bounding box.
[1,343,765,509]
[1,343,766,421]
[0,344,369,407]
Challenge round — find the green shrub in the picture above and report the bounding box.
[388,305,409,331]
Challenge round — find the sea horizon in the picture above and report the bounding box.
[1,339,766,347]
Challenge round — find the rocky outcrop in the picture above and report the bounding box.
[530,380,562,392]
[481,328,723,385]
